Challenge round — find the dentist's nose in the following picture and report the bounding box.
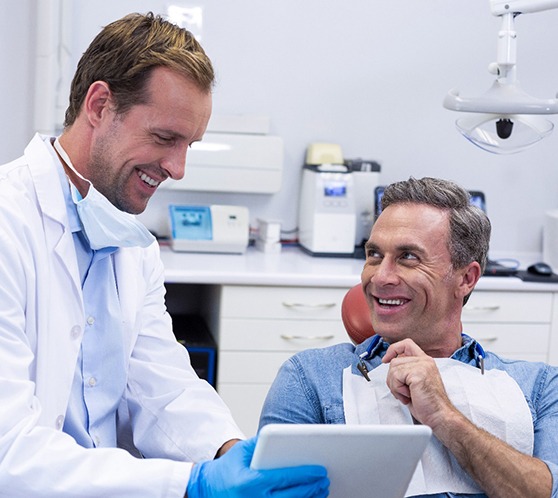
[161,146,188,180]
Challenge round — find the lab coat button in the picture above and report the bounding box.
[55,415,64,430]
[70,325,81,339]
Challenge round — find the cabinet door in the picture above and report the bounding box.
[461,323,550,362]
[462,290,553,362]
[220,285,349,320]
[220,318,349,351]
[218,285,352,437]
[219,351,294,384]
[218,384,271,437]
[463,291,552,323]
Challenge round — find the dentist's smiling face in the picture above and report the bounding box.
[85,67,212,214]
[361,202,465,356]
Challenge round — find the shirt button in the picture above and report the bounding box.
[70,325,81,339]
[88,377,97,387]
[87,316,95,325]
[55,415,64,430]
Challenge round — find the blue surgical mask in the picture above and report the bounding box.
[53,138,155,250]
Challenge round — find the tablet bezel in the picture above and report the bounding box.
[251,423,432,498]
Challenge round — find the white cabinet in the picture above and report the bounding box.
[462,290,553,362]
[216,286,557,436]
[161,249,558,437]
[216,285,351,436]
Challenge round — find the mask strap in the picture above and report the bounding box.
[53,138,91,185]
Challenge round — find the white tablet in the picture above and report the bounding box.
[251,424,431,498]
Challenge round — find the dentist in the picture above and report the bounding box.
[0,12,328,498]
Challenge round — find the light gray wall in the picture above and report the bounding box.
[0,0,35,163]
[3,0,558,260]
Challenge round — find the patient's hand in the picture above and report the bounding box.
[382,339,458,430]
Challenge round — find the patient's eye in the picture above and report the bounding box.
[365,246,382,261]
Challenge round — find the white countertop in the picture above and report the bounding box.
[160,244,558,291]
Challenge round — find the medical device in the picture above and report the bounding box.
[169,204,249,254]
[298,144,357,257]
[443,0,558,153]
[346,158,381,246]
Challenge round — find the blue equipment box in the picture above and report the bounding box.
[172,314,217,387]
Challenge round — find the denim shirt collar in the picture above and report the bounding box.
[353,333,484,376]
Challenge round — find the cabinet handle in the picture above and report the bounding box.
[280,334,335,341]
[464,305,501,312]
[281,302,337,310]
[476,337,498,343]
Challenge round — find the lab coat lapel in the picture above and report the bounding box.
[25,134,82,300]
[24,134,84,426]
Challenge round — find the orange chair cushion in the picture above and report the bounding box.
[341,284,375,345]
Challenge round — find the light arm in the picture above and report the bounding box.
[490,0,558,16]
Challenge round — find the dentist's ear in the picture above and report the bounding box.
[83,81,112,127]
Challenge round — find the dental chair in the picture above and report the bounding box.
[341,284,375,345]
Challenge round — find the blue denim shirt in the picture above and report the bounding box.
[259,334,558,498]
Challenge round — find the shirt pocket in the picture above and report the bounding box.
[323,402,345,424]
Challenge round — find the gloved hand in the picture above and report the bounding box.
[186,437,329,498]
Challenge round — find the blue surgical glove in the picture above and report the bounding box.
[186,437,329,498]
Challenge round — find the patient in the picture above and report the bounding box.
[259,177,558,498]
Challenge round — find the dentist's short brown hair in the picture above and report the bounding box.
[64,12,214,127]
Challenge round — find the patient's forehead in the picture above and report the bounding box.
[370,203,450,251]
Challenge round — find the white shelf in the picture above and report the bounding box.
[160,244,558,291]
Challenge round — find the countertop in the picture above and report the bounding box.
[160,245,558,291]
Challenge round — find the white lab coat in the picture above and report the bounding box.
[0,134,244,497]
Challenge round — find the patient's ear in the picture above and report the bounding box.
[456,262,482,299]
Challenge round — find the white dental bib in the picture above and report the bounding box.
[343,358,533,496]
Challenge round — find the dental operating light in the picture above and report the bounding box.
[443,0,558,153]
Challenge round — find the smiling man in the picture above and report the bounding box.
[0,12,329,498]
[260,176,558,498]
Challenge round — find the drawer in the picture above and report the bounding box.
[218,351,293,384]
[462,323,550,357]
[220,318,349,351]
[463,291,552,323]
[217,383,270,437]
[220,285,348,320]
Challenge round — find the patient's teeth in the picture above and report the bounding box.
[379,298,404,305]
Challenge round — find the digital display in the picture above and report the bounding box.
[170,205,213,240]
[324,183,347,197]
[468,191,486,213]
[374,186,385,219]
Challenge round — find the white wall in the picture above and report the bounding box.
[3,0,558,260]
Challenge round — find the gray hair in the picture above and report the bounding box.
[381,177,491,304]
